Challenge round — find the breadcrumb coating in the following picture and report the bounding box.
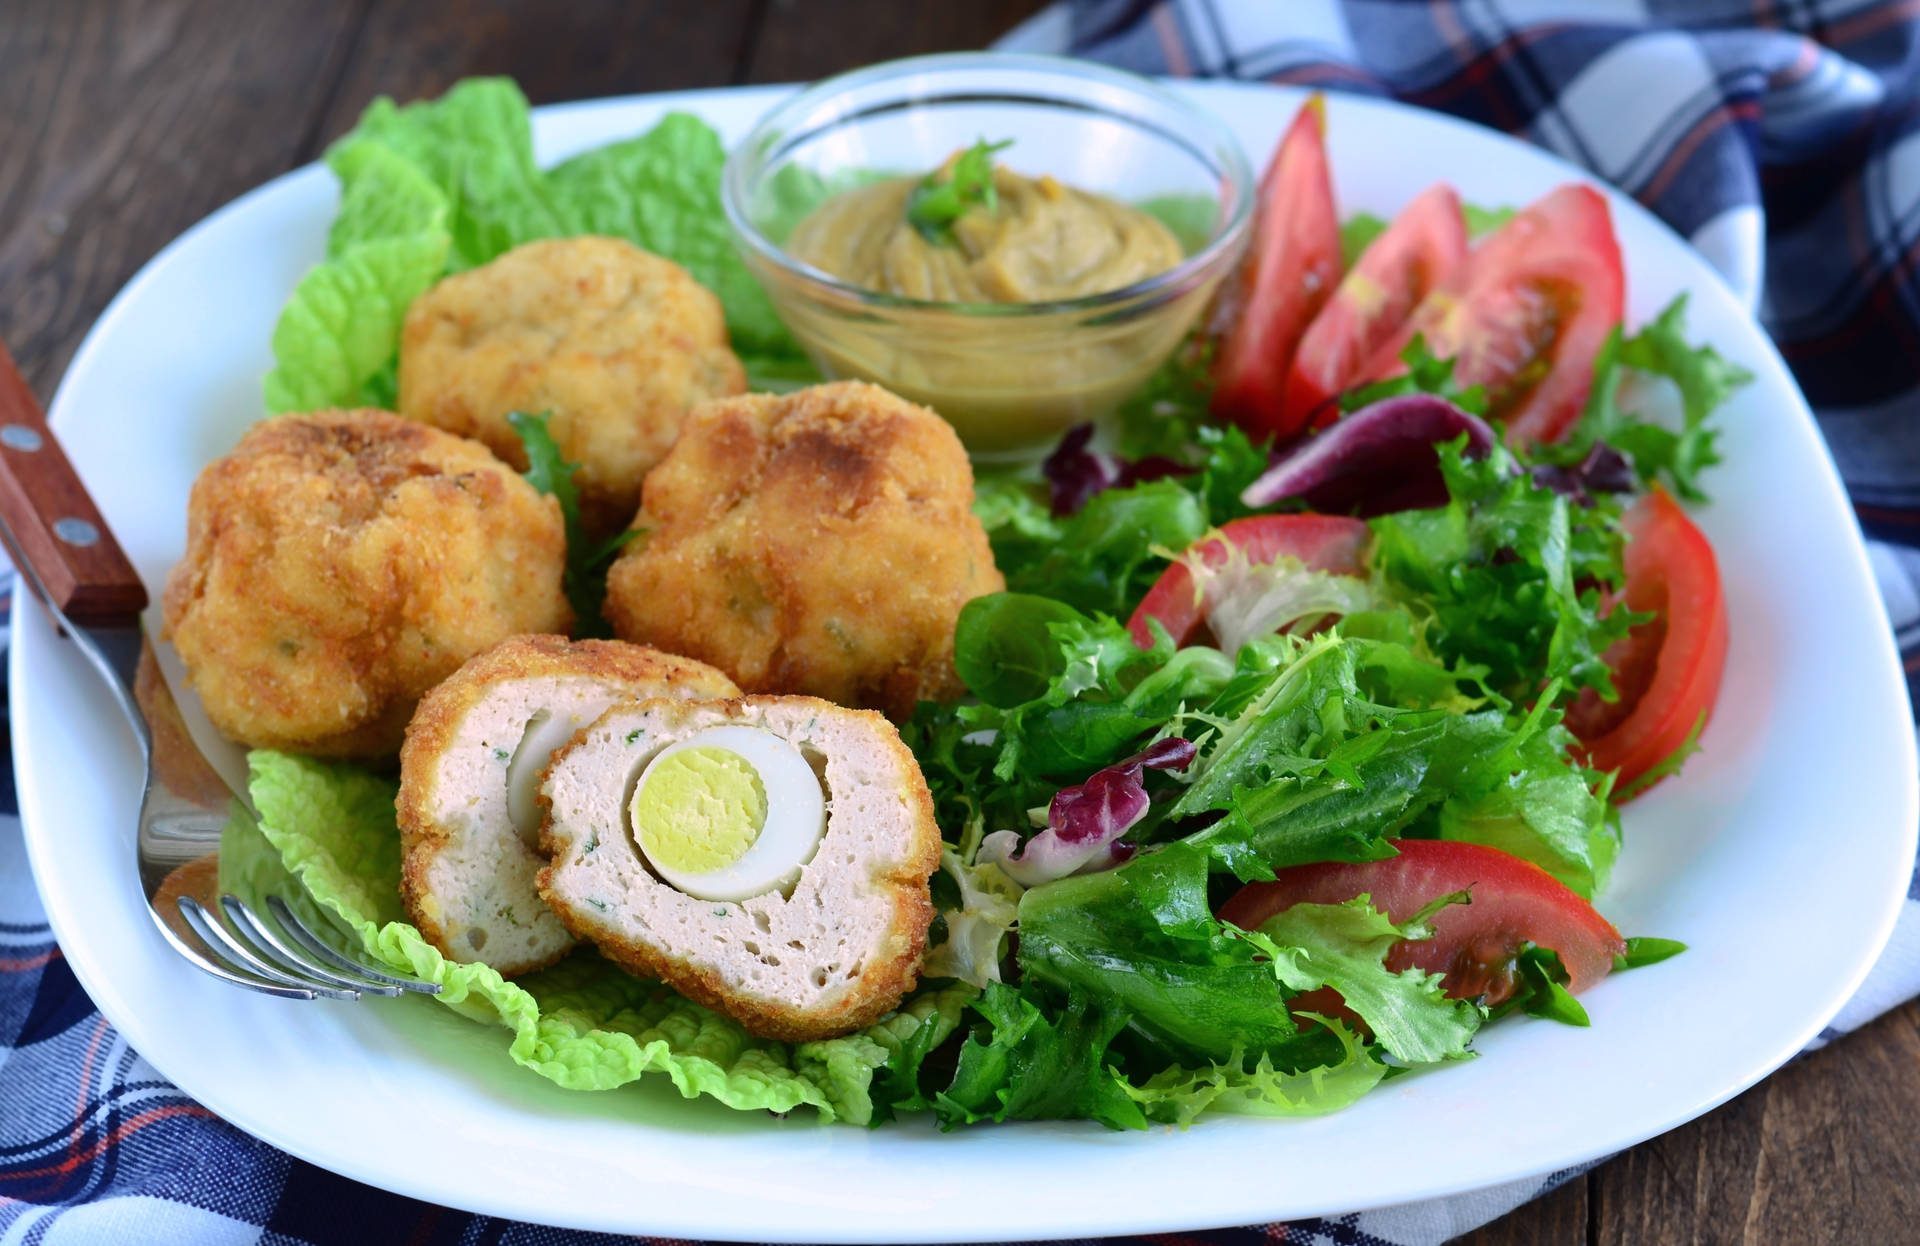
[604,381,1003,719]
[399,236,746,536]
[161,409,570,759]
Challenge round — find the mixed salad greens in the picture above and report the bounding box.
[236,77,1746,1130]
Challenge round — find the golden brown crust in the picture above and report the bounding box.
[399,236,747,537]
[160,409,572,760]
[536,694,942,1042]
[396,634,739,970]
[603,381,1004,721]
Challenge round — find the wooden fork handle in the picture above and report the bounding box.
[0,341,147,627]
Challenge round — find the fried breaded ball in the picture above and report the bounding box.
[398,634,740,976]
[602,381,1005,720]
[540,695,941,1041]
[398,236,747,536]
[161,410,570,760]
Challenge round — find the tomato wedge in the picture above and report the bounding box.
[1363,183,1624,447]
[1210,96,1343,440]
[1564,488,1729,793]
[1283,182,1468,431]
[1217,838,1626,1006]
[1127,513,1370,649]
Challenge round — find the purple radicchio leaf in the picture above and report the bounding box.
[977,737,1197,887]
[1240,394,1496,517]
[1043,422,1192,517]
[1527,441,1635,507]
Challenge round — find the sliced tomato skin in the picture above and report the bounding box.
[1283,182,1468,430]
[1566,488,1729,792]
[1364,183,1624,447]
[1217,838,1626,1005]
[1126,513,1371,649]
[1210,96,1343,440]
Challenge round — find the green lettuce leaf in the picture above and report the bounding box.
[1462,202,1515,237]
[1369,438,1632,702]
[1014,842,1298,1064]
[262,140,450,414]
[1529,295,1752,502]
[751,163,898,244]
[1438,764,1618,897]
[920,850,1022,990]
[544,113,792,355]
[344,77,561,273]
[225,750,961,1124]
[1120,1025,1386,1126]
[1001,477,1209,619]
[934,982,1147,1130]
[1138,193,1218,255]
[1339,212,1388,268]
[1251,896,1482,1063]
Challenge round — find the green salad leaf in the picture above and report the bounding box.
[1340,212,1388,268]
[1462,202,1516,237]
[506,411,629,636]
[1542,294,1754,501]
[263,140,451,414]
[1342,334,1488,417]
[1119,1025,1386,1126]
[1339,201,1510,270]
[1138,193,1219,255]
[935,982,1146,1130]
[1251,895,1482,1063]
[1439,761,1619,896]
[1616,936,1688,970]
[1369,437,1633,702]
[1015,842,1300,1064]
[225,751,964,1125]
[1001,478,1209,619]
[952,592,1091,709]
[543,112,793,355]
[346,77,560,273]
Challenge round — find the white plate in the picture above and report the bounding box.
[16,81,1917,1241]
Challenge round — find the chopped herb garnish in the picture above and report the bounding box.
[905,139,1011,244]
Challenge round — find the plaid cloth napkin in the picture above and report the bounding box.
[7,2,1920,1243]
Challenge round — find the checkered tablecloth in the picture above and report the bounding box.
[8,3,1920,1243]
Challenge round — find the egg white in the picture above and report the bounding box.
[631,725,827,903]
[506,707,599,847]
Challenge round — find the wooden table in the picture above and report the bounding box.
[4,2,1917,1241]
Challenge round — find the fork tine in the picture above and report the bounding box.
[146,905,319,1000]
[176,897,359,1001]
[266,895,443,995]
[220,895,404,998]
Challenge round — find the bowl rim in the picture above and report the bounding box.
[720,51,1257,317]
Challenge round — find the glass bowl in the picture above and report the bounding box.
[723,53,1254,461]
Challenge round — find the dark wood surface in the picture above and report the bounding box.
[3,1,1915,1241]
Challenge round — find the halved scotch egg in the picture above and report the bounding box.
[538,696,941,1041]
[397,634,739,975]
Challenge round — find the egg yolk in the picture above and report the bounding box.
[632,746,767,875]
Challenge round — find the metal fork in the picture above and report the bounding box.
[0,341,438,1001]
